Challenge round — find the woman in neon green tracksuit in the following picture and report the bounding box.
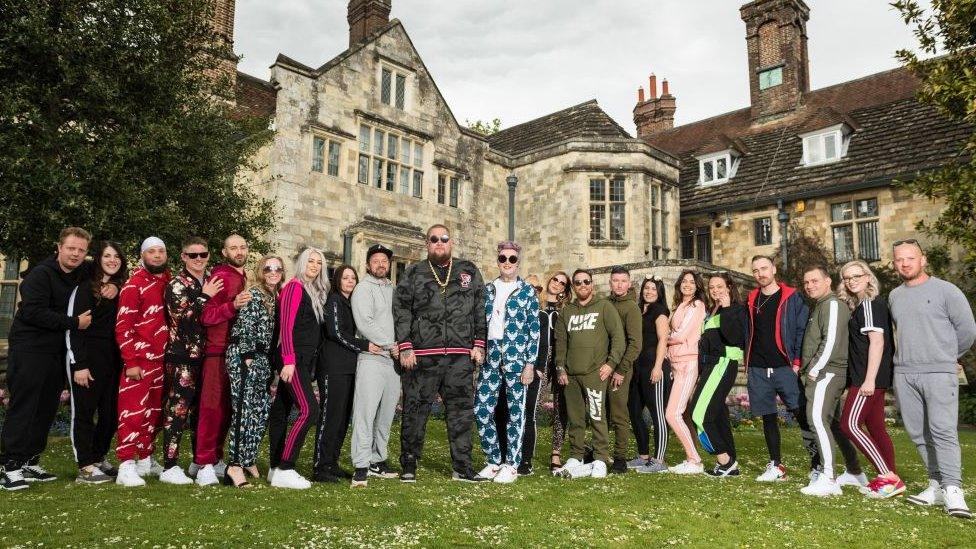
[691,273,748,477]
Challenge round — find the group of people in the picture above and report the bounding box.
[0,226,973,519]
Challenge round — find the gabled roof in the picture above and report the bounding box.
[645,66,971,214]
[487,100,632,157]
[234,71,277,119]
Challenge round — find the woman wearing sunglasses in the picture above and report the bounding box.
[539,271,573,471]
[475,241,540,484]
[223,255,285,487]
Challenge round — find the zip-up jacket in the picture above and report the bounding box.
[227,288,276,362]
[394,257,487,356]
[609,288,643,376]
[699,303,749,367]
[746,282,810,370]
[165,268,211,365]
[484,277,541,373]
[535,303,560,375]
[278,278,322,366]
[66,281,119,371]
[115,267,171,369]
[801,293,850,379]
[323,291,369,375]
[201,263,247,356]
[668,299,707,364]
[555,297,625,376]
[8,255,90,353]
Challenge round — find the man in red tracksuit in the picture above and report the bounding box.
[115,237,171,487]
[194,234,251,485]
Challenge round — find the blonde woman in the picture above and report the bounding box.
[836,260,903,498]
[223,255,285,488]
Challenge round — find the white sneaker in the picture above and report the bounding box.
[493,465,518,484]
[755,461,787,482]
[213,460,228,479]
[136,457,164,477]
[944,486,973,519]
[553,458,579,478]
[800,475,842,497]
[668,460,704,475]
[270,468,312,490]
[267,468,278,483]
[836,470,868,488]
[187,462,201,479]
[908,480,946,506]
[195,464,219,486]
[477,464,501,480]
[808,467,822,483]
[158,466,193,485]
[590,460,608,478]
[116,460,146,487]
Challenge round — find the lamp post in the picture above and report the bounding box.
[506,173,518,241]
[777,199,790,271]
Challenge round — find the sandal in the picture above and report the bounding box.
[222,465,250,488]
[550,452,563,472]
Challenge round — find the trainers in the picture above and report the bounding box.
[800,475,842,497]
[836,469,868,488]
[368,461,399,479]
[756,461,787,482]
[862,477,906,499]
[944,486,973,519]
[808,467,822,483]
[76,465,113,485]
[351,468,368,488]
[195,464,219,486]
[96,461,118,477]
[516,463,533,476]
[626,456,648,469]
[552,457,578,478]
[591,460,608,479]
[494,464,518,484]
[22,464,57,482]
[636,459,669,474]
[267,468,278,483]
[187,462,201,479]
[477,464,501,480]
[135,457,164,478]
[668,460,704,475]
[1,468,29,491]
[610,458,628,475]
[213,460,228,479]
[907,480,946,506]
[706,461,741,478]
[159,466,193,485]
[270,468,311,490]
[452,468,489,482]
[400,463,417,483]
[557,458,593,479]
[116,460,146,487]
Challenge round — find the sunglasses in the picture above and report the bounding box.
[428,235,451,244]
[184,251,209,259]
[263,265,283,273]
[497,255,518,264]
[572,279,592,286]
[893,238,920,247]
[643,274,662,281]
[551,278,568,286]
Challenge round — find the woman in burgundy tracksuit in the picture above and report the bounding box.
[267,247,329,489]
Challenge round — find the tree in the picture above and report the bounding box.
[892,0,976,263]
[466,118,502,136]
[0,0,276,265]
[773,222,838,289]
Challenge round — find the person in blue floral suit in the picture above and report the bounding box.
[223,255,285,487]
[474,241,540,484]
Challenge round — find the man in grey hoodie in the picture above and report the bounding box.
[349,244,400,487]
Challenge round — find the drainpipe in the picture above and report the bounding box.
[343,232,353,265]
[777,199,790,271]
[506,173,518,241]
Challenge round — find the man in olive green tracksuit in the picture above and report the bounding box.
[607,267,643,474]
[555,269,625,475]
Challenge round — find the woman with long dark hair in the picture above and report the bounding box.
[665,269,707,474]
[627,275,671,474]
[66,241,127,483]
[542,271,572,471]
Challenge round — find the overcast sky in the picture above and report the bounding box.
[234,0,930,133]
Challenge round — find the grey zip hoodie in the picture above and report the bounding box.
[351,273,395,366]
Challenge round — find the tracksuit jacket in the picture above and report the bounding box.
[745,282,810,370]
[801,293,850,379]
[483,278,541,373]
[8,256,89,352]
[116,267,172,368]
[164,268,211,365]
[555,297,626,376]
[608,289,643,376]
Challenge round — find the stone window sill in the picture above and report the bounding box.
[588,239,629,249]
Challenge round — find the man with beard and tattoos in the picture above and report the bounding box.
[194,234,252,486]
[394,224,488,483]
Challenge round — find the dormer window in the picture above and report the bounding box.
[801,124,851,166]
[697,150,740,186]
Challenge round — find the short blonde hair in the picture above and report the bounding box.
[836,260,880,310]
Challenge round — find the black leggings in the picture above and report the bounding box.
[628,361,671,460]
[313,372,355,473]
[268,354,319,471]
[68,339,121,468]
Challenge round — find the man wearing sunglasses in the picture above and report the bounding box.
[159,237,223,484]
[394,224,488,483]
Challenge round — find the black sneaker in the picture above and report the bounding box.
[311,469,340,483]
[332,466,353,479]
[1,468,29,491]
[517,463,533,476]
[22,464,57,482]
[368,461,399,479]
[452,469,489,483]
[96,461,118,477]
[351,468,368,488]
[610,458,628,474]
[400,464,417,483]
[705,461,741,478]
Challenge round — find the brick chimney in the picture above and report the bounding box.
[633,73,676,139]
[210,0,238,97]
[740,0,810,121]
[348,0,392,46]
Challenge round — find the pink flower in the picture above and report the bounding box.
[60,390,70,403]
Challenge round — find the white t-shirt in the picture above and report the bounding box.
[488,279,519,341]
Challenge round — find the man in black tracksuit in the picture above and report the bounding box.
[1,228,98,491]
[394,224,487,482]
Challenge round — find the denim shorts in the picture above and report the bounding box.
[746,366,801,416]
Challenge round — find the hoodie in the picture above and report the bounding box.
[115,267,171,368]
[554,297,625,376]
[7,255,89,353]
[608,288,643,376]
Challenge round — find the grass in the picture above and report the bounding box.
[1,422,975,548]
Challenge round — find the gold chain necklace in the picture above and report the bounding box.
[428,259,453,295]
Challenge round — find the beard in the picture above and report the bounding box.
[227,255,247,268]
[145,262,167,275]
[427,250,451,265]
[370,266,389,278]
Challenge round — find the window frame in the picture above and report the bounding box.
[588,176,626,242]
[357,122,424,196]
[754,216,773,246]
[378,63,411,111]
[829,196,880,263]
[800,124,850,167]
[696,150,740,186]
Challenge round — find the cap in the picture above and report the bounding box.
[366,244,393,262]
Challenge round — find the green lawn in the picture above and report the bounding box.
[1,423,975,547]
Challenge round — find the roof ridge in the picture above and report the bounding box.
[490,99,602,139]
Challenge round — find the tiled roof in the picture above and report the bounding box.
[487,100,633,157]
[234,71,276,119]
[645,66,971,214]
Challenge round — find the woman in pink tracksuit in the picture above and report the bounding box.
[665,270,707,474]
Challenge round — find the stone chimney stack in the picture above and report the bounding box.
[740,0,810,121]
[210,0,238,97]
[634,72,677,139]
[348,0,392,46]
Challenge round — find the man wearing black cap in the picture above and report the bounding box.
[348,244,401,487]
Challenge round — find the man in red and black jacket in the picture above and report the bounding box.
[194,234,251,486]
